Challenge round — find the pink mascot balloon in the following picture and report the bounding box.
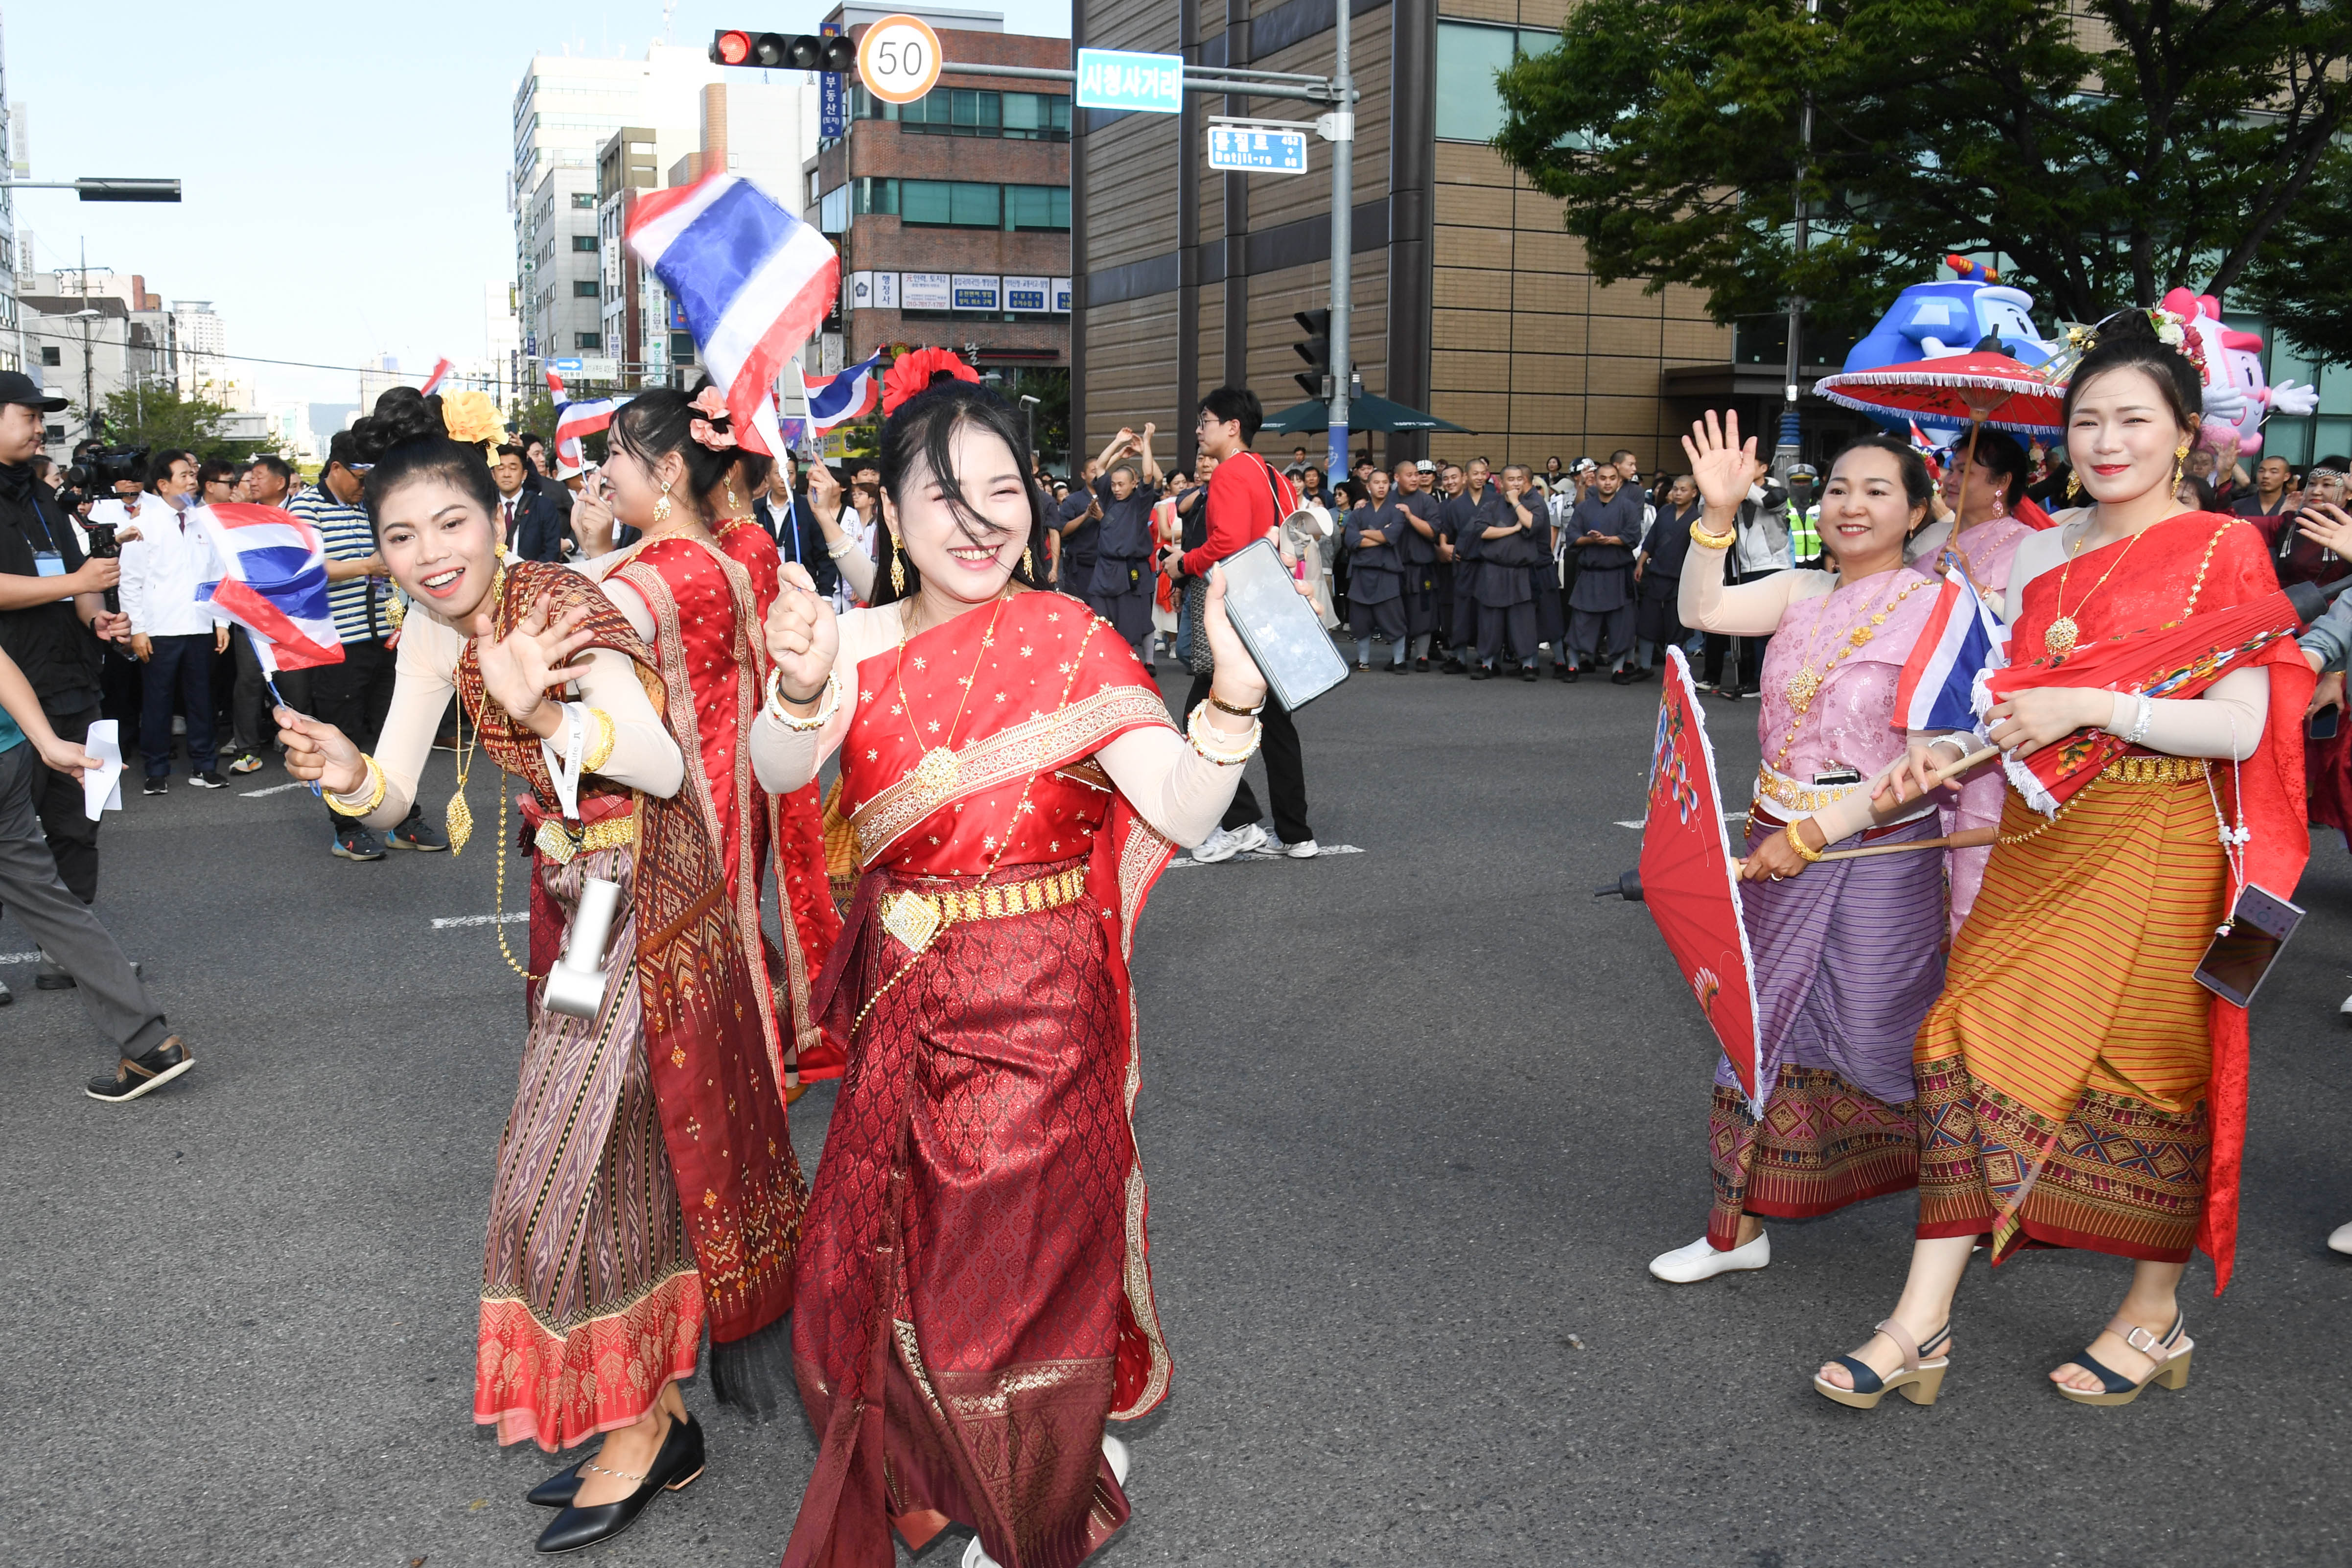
[2160,286,2318,457]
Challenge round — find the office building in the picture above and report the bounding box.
[168,300,226,397]
[808,5,1071,382]
[18,271,171,453]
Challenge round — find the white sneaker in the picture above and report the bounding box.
[2330,1221,2352,1255]
[1283,837,1319,859]
[1192,822,1269,863]
[1648,1230,1770,1283]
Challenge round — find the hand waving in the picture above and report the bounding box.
[1680,409,1758,513]
[476,591,596,725]
[765,560,839,704]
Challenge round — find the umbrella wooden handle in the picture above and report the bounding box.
[1814,826,2000,862]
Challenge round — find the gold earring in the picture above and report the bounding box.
[2066,468,2082,503]
[652,481,673,525]
[725,478,741,514]
[889,530,906,595]
[1022,546,1035,581]
[2172,442,2191,494]
[492,539,507,560]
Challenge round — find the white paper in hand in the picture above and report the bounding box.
[81,719,124,820]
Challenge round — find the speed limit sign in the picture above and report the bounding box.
[857,14,943,106]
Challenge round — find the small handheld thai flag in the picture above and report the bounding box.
[419,357,454,396]
[795,351,884,432]
[1892,568,2007,733]
[627,171,838,458]
[192,503,344,674]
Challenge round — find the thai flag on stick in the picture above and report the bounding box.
[192,503,344,673]
[545,365,627,468]
[419,357,454,396]
[626,171,838,458]
[1892,568,2007,732]
[794,351,884,432]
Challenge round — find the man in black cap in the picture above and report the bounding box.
[0,372,133,1004]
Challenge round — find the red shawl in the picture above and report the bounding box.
[1992,513,2312,1289]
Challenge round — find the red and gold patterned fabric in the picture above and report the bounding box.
[783,589,1179,1568]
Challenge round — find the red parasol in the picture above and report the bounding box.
[1639,648,1765,1110]
[1813,350,2066,437]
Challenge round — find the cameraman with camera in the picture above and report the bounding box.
[0,373,134,1003]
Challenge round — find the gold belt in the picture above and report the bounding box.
[534,810,638,865]
[2098,754,2211,786]
[1752,765,1862,818]
[879,865,1086,952]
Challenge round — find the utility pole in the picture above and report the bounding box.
[1324,0,1354,480]
[1775,0,1818,477]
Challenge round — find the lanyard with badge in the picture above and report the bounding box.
[25,493,73,602]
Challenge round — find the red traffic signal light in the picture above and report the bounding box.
[710,29,857,72]
[713,29,753,65]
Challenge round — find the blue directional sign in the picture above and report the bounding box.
[1074,47,1184,114]
[547,357,584,373]
[1208,124,1309,174]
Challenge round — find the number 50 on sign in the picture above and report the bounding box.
[858,14,943,105]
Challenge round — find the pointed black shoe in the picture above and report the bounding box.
[533,1411,705,1553]
[527,1459,586,1508]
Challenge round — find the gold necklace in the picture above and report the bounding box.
[2045,522,2145,655]
[1774,575,1930,766]
[446,562,508,856]
[893,594,1009,795]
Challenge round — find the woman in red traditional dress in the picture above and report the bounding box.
[277,399,802,1553]
[1814,310,2312,1410]
[749,365,1274,1568]
[572,386,833,1094]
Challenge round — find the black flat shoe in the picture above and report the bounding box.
[1414,656,1430,671]
[1520,665,1539,681]
[1469,666,1492,681]
[528,1459,586,1508]
[534,1412,705,1553]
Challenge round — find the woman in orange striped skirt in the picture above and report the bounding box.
[1813,310,2313,1410]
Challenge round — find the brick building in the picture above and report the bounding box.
[806,5,1071,380]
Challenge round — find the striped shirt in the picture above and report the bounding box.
[288,483,384,642]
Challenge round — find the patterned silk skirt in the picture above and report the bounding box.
[1706,810,1946,1250]
[474,843,703,1451]
[1915,778,2224,1264]
[785,861,1133,1568]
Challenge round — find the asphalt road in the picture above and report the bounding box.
[4,659,2350,1568]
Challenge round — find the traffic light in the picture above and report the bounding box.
[710,29,856,71]
[1292,308,1331,402]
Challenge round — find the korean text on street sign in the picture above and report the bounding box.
[1075,48,1184,115]
[1208,125,1309,174]
[858,14,944,106]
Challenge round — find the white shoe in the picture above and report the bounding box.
[1648,1230,1770,1283]
[1102,1432,1131,1486]
[2340,991,2352,1015]
[1282,837,1319,859]
[963,1538,1002,1568]
[1191,822,1269,863]
[2330,1221,2352,1255]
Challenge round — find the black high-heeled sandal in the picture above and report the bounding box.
[1813,1319,1952,1409]
[533,1411,705,1554]
[2055,1313,2191,1406]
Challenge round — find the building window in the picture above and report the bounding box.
[574,280,601,298]
[575,332,602,351]
[855,86,1070,141]
[44,424,63,441]
[572,234,599,252]
[571,191,597,209]
[850,178,1067,232]
[39,346,59,367]
[1434,20,1564,143]
[1003,185,1071,232]
[900,180,1001,227]
[819,183,850,234]
[670,331,697,363]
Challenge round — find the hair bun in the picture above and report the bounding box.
[356,387,448,463]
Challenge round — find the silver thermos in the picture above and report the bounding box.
[542,876,624,1021]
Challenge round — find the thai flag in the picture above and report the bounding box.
[795,351,884,431]
[419,357,453,396]
[1892,568,2006,732]
[192,503,344,673]
[545,364,625,467]
[626,172,837,459]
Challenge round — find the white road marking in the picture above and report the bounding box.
[1614,814,1747,829]
[1166,843,1364,868]
[239,780,313,797]
[0,951,39,964]
[431,913,530,929]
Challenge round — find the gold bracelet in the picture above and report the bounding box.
[1785,819,1824,863]
[1689,520,1738,550]
[766,668,840,731]
[1186,702,1260,766]
[1208,690,1265,717]
[327,753,388,817]
[581,706,616,773]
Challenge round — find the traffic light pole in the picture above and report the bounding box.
[1325,0,1353,482]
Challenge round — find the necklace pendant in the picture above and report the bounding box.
[1784,667,1823,714]
[2044,615,2080,656]
[446,788,474,857]
[911,746,959,795]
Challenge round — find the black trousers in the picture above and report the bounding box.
[1476,600,1538,667]
[1433,563,1456,646]
[1532,568,1565,656]
[1451,576,1482,662]
[226,629,272,756]
[139,634,217,777]
[312,636,398,828]
[1183,671,1312,845]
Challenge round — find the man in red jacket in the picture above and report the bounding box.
[1159,385,1318,861]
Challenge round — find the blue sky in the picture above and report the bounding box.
[4,0,1071,410]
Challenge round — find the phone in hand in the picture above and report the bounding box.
[2309,704,2341,741]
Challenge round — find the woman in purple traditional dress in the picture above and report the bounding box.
[1647,416,1967,1285]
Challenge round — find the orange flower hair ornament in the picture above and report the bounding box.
[881,347,982,417]
[688,384,738,450]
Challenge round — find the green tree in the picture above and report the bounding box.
[2234,156,2352,365]
[94,384,285,461]
[994,367,1070,468]
[1494,0,2352,338]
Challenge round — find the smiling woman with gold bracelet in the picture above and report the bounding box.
[1646,411,1970,1294]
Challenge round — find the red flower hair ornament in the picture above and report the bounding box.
[881,347,982,417]
[688,384,738,450]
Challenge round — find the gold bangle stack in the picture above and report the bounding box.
[1208,690,1266,717]
[1186,702,1261,766]
[581,706,616,774]
[1689,520,1738,550]
[1785,819,1824,863]
[328,753,388,818]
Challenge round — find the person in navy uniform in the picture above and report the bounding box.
[1565,459,1648,682]
[1088,424,1164,666]
[1391,460,1441,670]
[1441,459,1493,672]
[1470,464,1549,680]
[1053,455,1102,593]
[1345,467,1408,672]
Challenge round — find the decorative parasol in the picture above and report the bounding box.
[1632,647,1765,1111]
[1816,345,2068,547]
